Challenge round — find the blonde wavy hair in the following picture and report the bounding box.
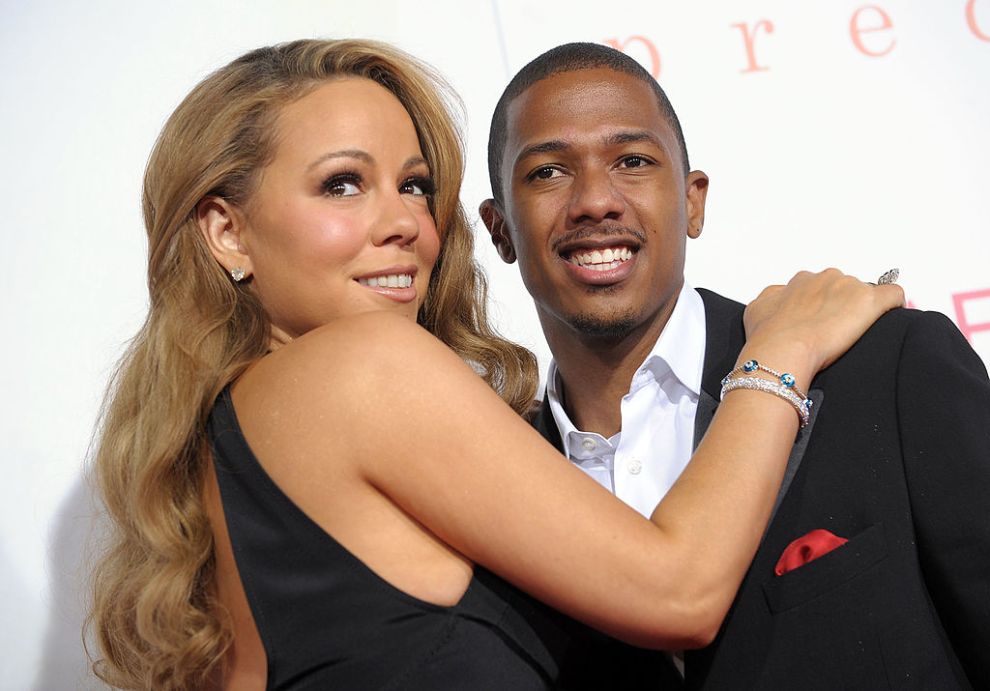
[89,38,537,690]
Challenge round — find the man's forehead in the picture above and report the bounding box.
[509,68,659,117]
[503,69,674,161]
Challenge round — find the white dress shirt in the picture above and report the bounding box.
[546,283,707,518]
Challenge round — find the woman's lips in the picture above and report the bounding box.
[354,268,418,302]
[356,273,414,289]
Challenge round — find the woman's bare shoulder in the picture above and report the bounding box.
[243,312,444,385]
[231,313,467,447]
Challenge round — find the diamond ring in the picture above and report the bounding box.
[876,268,899,285]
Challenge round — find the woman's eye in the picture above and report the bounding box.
[400,176,435,197]
[323,175,361,197]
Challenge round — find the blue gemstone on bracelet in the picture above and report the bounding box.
[780,373,796,388]
[743,360,758,372]
[804,399,813,410]
[721,376,729,386]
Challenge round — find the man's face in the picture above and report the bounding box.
[482,68,708,344]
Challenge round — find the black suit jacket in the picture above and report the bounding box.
[532,288,990,690]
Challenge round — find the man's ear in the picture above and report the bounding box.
[196,196,253,280]
[479,198,516,264]
[685,170,710,239]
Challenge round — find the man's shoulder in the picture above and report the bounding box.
[820,307,985,384]
[851,307,964,354]
[691,291,973,380]
[694,287,746,341]
[693,290,959,346]
[695,286,745,313]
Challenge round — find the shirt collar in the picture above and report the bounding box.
[545,282,707,456]
[546,358,581,458]
[645,282,705,397]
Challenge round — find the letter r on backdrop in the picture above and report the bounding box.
[731,19,774,73]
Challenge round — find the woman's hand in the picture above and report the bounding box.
[743,268,905,375]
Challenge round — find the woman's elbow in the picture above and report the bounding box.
[636,591,727,650]
[675,621,720,650]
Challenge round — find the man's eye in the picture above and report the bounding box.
[322,174,361,197]
[620,156,650,168]
[531,166,562,181]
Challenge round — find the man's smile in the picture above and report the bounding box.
[559,244,640,285]
[565,245,634,271]
[552,226,645,284]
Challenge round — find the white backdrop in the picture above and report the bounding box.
[1,1,988,688]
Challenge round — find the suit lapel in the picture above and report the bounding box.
[770,388,822,518]
[693,288,747,448]
[693,388,718,451]
[532,396,564,453]
[693,289,820,520]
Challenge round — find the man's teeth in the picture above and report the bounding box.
[568,247,633,271]
[357,274,413,288]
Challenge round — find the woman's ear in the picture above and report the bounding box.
[196,196,253,281]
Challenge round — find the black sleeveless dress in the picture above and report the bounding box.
[209,388,681,690]
[208,387,578,690]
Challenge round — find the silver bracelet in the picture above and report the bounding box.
[721,359,809,401]
[720,376,812,427]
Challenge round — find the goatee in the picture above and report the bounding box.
[570,312,638,339]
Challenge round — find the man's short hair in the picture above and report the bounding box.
[487,42,690,204]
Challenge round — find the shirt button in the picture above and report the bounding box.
[627,458,642,475]
[581,437,597,451]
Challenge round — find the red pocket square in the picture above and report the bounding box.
[774,529,849,576]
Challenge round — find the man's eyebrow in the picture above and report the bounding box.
[306,149,373,171]
[605,130,665,150]
[513,140,570,169]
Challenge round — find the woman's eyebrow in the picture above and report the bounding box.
[306,149,373,171]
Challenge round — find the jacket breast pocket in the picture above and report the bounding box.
[762,522,888,614]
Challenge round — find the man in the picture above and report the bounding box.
[480,43,990,689]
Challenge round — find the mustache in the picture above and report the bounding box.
[551,224,647,253]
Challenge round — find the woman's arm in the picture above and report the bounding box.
[236,270,902,650]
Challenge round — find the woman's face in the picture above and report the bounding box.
[238,77,441,338]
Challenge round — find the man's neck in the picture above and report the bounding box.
[545,311,670,439]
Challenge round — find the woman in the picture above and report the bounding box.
[89,39,902,690]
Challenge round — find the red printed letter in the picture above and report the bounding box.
[967,0,990,41]
[953,288,990,343]
[731,20,774,73]
[850,5,896,57]
[604,36,661,78]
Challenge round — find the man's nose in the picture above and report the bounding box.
[567,169,626,224]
